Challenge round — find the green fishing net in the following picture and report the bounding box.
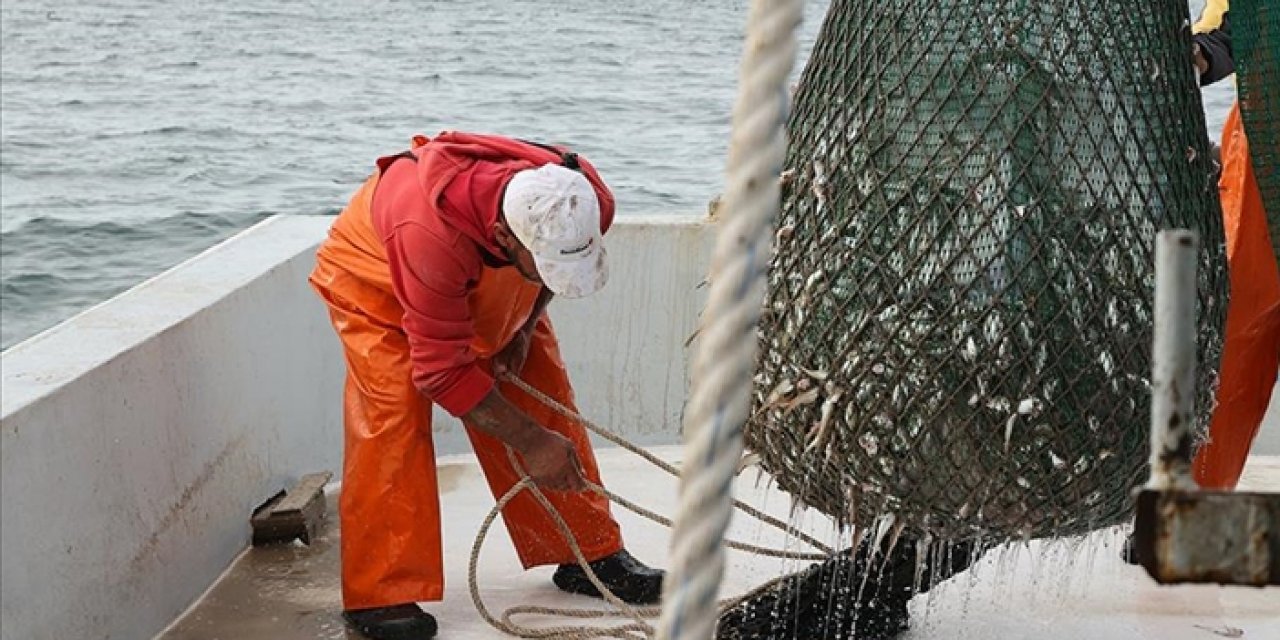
[746,0,1229,540]
[1235,0,1280,256]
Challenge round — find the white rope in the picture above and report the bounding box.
[656,1,804,639]
[503,375,833,556]
[466,375,832,639]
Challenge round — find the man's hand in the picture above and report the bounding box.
[1193,42,1210,78]
[519,430,589,492]
[494,287,554,378]
[463,387,587,492]
[494,326,533,378]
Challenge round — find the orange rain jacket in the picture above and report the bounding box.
[310,133,622,610]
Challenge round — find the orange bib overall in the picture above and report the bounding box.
[309,167,622,610]
[1193,103,1280,489]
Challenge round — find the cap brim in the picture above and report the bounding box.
[533,244,608,299]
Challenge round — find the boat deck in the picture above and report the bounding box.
[156,446,1280,640]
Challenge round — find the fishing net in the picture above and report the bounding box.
[745,0,1229,541]
[1235,0,1280,257]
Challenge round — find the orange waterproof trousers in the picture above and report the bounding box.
[309,174,622,611]
[1192,103,1280,489]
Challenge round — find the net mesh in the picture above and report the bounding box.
[1236,0,1280,257]
[745,0,1228,540]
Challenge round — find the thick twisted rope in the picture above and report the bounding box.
[469,477,806,639]
[656,1,804,639]
[503,375,832,556]
[467,375,830,639]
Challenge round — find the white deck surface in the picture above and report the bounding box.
[158,446,1280,640]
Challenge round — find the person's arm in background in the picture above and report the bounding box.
[1193,13,1233,86]
[1192,0,1233,86]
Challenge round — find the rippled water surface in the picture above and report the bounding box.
[0,0,1234,348]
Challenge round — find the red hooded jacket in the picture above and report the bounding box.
[370,132,615,416]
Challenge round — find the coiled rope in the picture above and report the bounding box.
[467,374,830,639]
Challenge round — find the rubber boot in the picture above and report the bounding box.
[342,603,438,640]
[553,549,665,605]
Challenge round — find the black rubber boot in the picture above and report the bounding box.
[342,603,438,640]
[715,536,981,640]
[553,549,665,605]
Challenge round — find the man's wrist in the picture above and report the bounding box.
[511,424,551,453]
[467,389,546,453]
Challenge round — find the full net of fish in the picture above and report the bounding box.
[746,0,1229,542]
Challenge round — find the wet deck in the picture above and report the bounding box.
[156,447,1280,640]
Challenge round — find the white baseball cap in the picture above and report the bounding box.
[502,164,608,298]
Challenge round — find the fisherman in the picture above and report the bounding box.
[1188,0,1280,491]
[309,132,663,640]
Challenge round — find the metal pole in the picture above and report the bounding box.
[1146,230,1200,491]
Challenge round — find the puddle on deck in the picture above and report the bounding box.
[157,491,349,640]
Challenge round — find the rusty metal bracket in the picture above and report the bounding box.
[250,471,333,546]
[1131,231,1280,587]
[1134,489,1280,586]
